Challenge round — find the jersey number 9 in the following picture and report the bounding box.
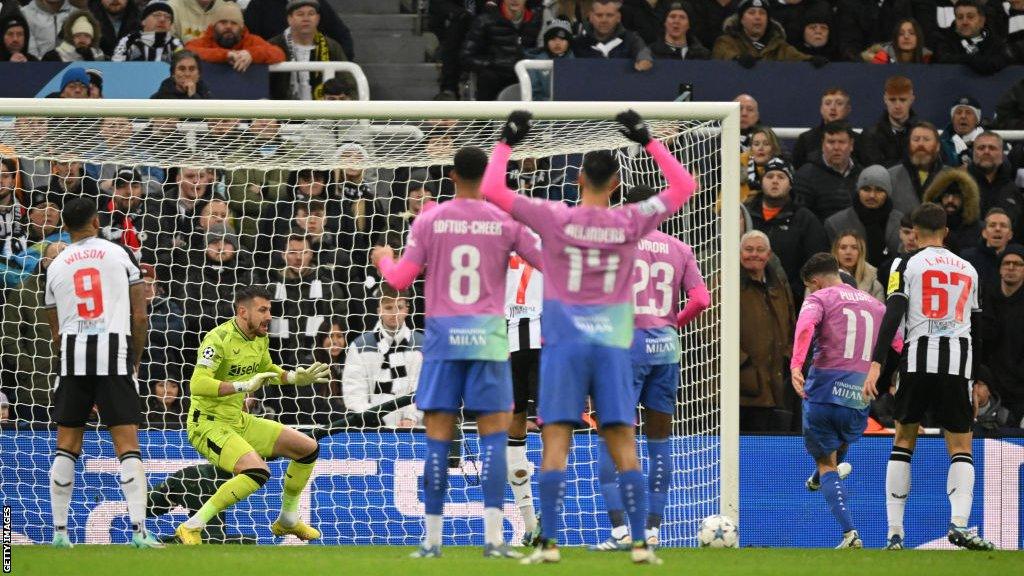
[73,267,105,320]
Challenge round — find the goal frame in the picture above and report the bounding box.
[0,98,741,523]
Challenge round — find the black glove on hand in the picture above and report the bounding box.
[735,54,758,68]
[615,109,651,145]
[809,55,829,68]
[501,110,533,146]
[342,181,371,200]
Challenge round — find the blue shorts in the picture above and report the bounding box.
[802,401,867,461]
[632,362,679,416]
[416,359,513,414]
[539,343,634,426]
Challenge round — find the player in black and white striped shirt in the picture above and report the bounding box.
[864,203,994,551]
[42,197,162,549]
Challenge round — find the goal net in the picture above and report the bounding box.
[0,99,739,547]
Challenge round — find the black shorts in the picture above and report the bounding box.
[53,374,142,428]
[894,371,973,433]
[510,348,539,415]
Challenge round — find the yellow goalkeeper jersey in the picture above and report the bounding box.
[188,319,283,424]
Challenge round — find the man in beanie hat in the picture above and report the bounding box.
[185,0,284,71]
[712,0,814,65]
[935,0,1008,74]
[42,9,106,61]
[90,0,142,57]
[112,0,184,62]
[460,0,541,100]
[525,18,574,100]
[168,0,223,44]
[650,1,711,60]
[745,156,829,301]
[979,243,1024,429]
[268,0,347,100]
[1,15,37,61]
[22,0,73,58]
[940,95,985,166]
[793,1,838,60]
[825,164,905,267]
[55,66,90,98]
[99,166,164,263]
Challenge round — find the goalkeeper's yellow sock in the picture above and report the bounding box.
[279,446,319,526]
[183,469,269,529]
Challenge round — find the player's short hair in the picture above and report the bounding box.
[582,150,620,189]
[911,202,947,232]
[800,252,840,283]
[624,184,658,204]
[452,146,488,182]
[234,285,273,308]
[822,121,854,139]
[61,196,97,231]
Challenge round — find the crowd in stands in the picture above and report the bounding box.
[1,0,1024,436]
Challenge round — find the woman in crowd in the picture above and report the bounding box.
[864,18,932,64]
[832,230,885,301]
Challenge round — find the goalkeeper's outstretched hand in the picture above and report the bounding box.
[501,110,533,146]
[616,109,651,145]
[287,362,331,386]
[233,372,278,394]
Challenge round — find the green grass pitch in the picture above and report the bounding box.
[9,546,1023,576]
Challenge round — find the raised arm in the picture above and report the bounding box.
[483,111,535,212]
[616,110,698,213]
[377,256,423,290]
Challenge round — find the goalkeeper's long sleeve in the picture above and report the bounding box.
[377,257,422,291]
[482,142,517,213]
[676,285,711,328]
[190,366,222,397]
[645,139,697,213]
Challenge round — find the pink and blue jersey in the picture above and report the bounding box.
[631,231,704,365]
[793,285,887,411]
[396,198,542,361]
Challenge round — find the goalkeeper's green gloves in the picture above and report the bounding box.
[285,362,331,386]
[232,372,278,394]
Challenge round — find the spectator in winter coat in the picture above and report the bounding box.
[42,9,106,61]
[940,95,985,167]
[792,88,866,169]
[913,0,1002,51]
[739,229,796,432]
[1003,0,1024,63]
[793,1,839,61]
[185,2,285,71]
[181,224,254,337]
[792,121,861,222]
[150,49,210,97]
[925,167,982,254]
[526,18,574,101]
[711,0,813,65]
[573,0,653,70]
[461,0,541,101]
[88,0,140,57]
[835,0,913,62]
[342,288,424,429]
[825,164,904,267]
[98,167,166,263]
[620,0,673,45]
[0,15,35,61]
[268,0,348,101]
[650,1,711,60]
[688,0,738,50]
[740,125,782,202]
[979,244,1024,428]
[934,0,1009,74]
[862,17,932,63]
[22,0,72,58]
[168,0,221,44]
[968,132,1022,231]
[244,0,353,60]
[888,122,953,216]
[736,92,760,153]
[961,207,1016,288]
[745,157,830,302]
[860,75,918,168]
[112,0,183,62]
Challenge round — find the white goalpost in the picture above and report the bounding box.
[0,99,739,546]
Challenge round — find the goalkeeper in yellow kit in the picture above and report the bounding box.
[174,286,330,545]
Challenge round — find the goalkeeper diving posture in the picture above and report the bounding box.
[174,285,331,545]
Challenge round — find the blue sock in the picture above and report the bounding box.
[646,439,672,527]
[619,469,647,543]
[597,439,626,528]
[424,438,451,516]
[479,432,507,509]
[821,470,855,533]
[538,469,565,543]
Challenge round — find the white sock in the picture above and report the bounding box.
[506,442,537,533]
[610,524,629,540]
[484,507,504,546]
[948,453,974,528]
[645,527,659,542]
[886,447,912,538]
[118,451,148,535]
[425,514,442,547]
[50,450,77,534]
[182,514,205,530]
[277,509,298,528]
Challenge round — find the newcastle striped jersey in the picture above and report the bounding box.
[506,253,542,353]
[886,245,979,378]
[44,236,142,376]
